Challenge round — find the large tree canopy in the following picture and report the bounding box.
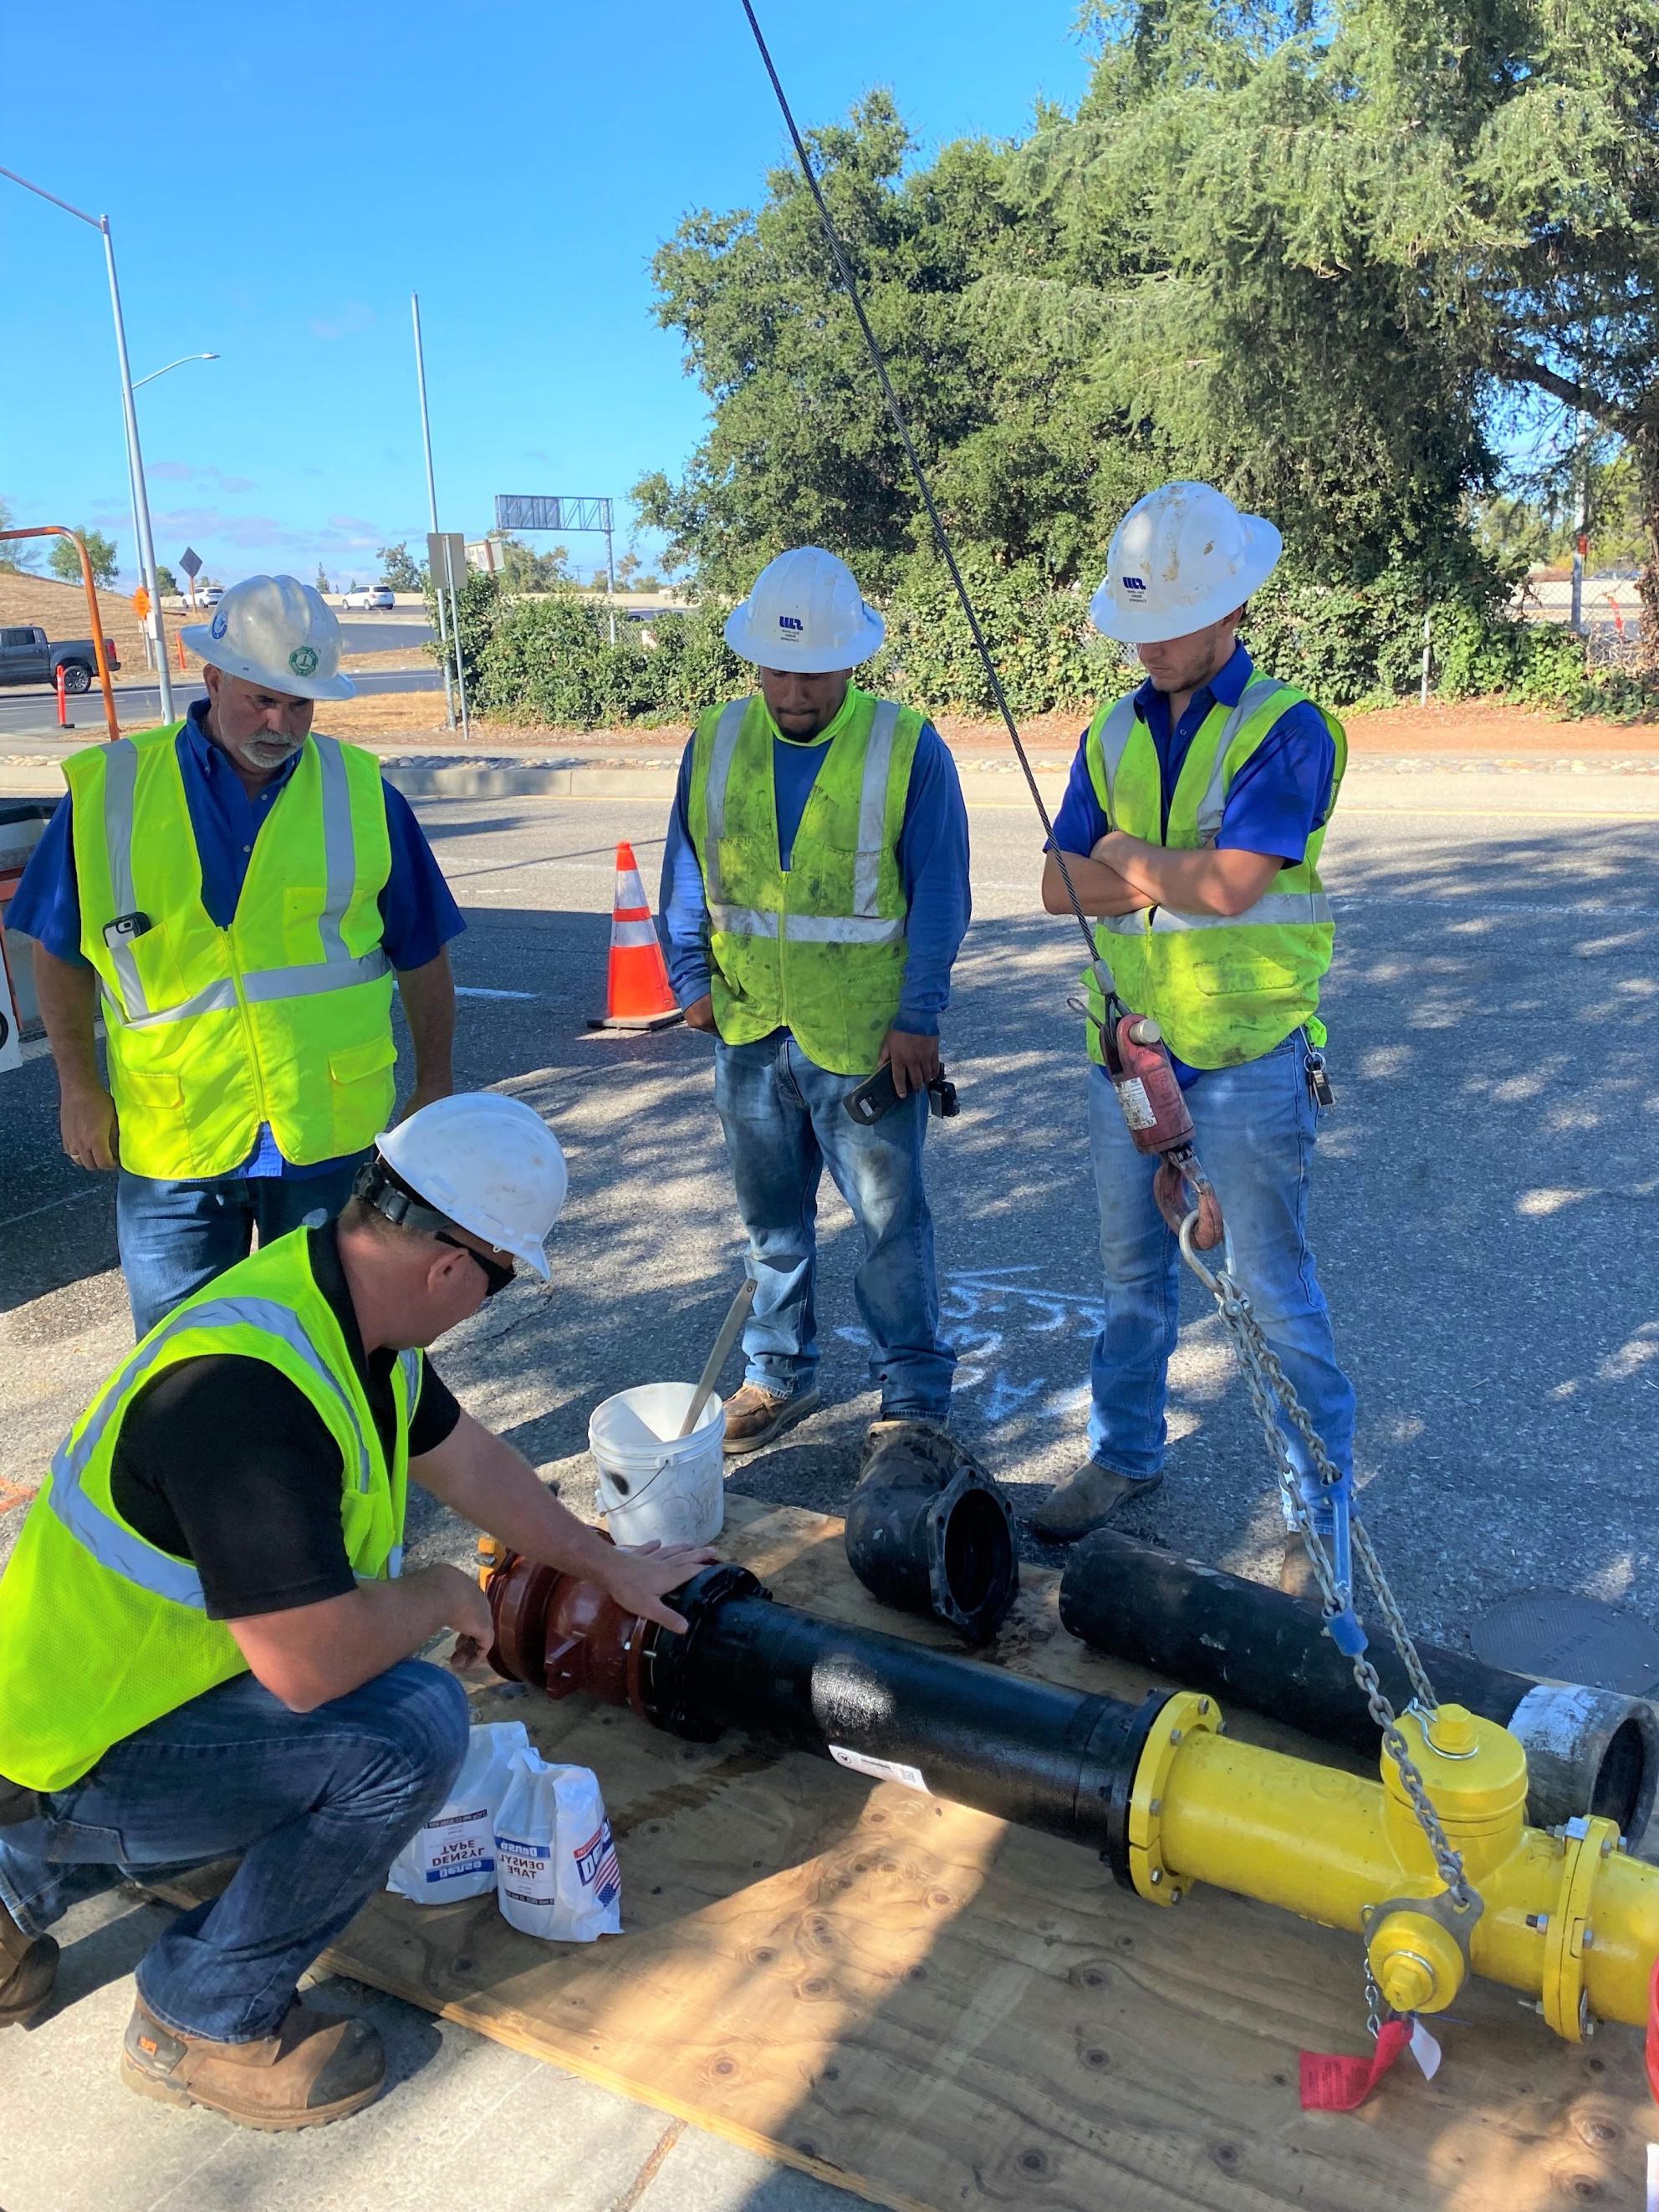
[637,0,1658,670]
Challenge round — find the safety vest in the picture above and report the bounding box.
[0,1231,419,1795]
[1082,675,1347,1069]
[64,721,397,1180]
[687,686,921,1076]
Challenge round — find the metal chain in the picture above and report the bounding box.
[1193,1246,1477,1914]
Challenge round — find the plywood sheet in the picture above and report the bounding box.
[156,1496,1657,2212]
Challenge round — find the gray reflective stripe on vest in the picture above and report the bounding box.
[385,1350,421,1578]
[701,698,751,908]
[99,737,149,1020]
[241,949,391,1003]
[1090,696,1140,817]
[1148,890,1334,932]
[707,904,906,946]
[48,1295,378,1609]
[1192,678,1299,844]
[312,736,356,963]
[853,700,902,916]
[101,976,239,1032]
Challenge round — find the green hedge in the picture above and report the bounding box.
[429,561,1631,729]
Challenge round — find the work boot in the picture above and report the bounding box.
[721,1383,823,1457]
[0,1898,57,2028]
[1028,1463,1161,1542]
[121,1995,385,2131]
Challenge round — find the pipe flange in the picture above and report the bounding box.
[638,1562,765,1740]
[1128,1690,1222,1906]
[1542,1812,1619,2042]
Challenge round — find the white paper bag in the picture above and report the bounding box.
[385,1720,529,1904]
[493,1746,622,1942]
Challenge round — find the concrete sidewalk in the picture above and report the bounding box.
[1,1891,856,2212]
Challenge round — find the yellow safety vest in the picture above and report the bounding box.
[0,1231,419,1795]
[64,721,397,1180]
[1081,675,1347,1069]
[687,686,921,1077]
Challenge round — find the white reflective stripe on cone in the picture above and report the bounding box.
[610,916,660,949]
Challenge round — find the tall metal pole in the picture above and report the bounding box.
[1570,405,1590,636]
[0,166,174,720]
[411,292,457,731]
[100,220,173,720]
[605,508,617,645]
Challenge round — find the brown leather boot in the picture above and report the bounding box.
[0,1898,58,2028]
[1028,1463,1161,1542]
[1279,1533,1322,1603]
[120,1995,386,2130]
[721,1383,823,1457]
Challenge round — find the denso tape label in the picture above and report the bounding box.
[829,1746,930,1794]
[419,1804,494,1883]
[1114,1076,1156,1130]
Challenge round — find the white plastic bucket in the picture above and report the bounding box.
[588,1382,726,1547]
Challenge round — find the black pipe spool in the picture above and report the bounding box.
[843,1421,1018,1644]
[517,1562,1176,1882]
[1057,1526,1659,1838]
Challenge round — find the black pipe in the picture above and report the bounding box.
[843,1422,1018,1644]
[639,1567,1168,1877]
[1057,1528,1659,1838]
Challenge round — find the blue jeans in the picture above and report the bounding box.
[0,1663,468,2044]
[117,1152,369,1338]
[713,1033,953,1421]
[1086,1031,1355,1520]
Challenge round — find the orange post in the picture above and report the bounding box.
[176,630,186,675]
[54,665,72,730]
[0,525,119,742]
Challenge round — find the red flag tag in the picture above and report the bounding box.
[1299,2019,1411,2112]
[1644,1956,1659,2105]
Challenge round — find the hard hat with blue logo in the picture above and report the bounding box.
[181,574,355,701]
[1090,482,1282,645]
[723,546,886,675]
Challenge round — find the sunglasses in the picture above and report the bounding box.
[436,1232,516,1299]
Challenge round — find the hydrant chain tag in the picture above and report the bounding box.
[1299,2018,1411,2111]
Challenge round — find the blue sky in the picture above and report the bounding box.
[0,3,1091,594]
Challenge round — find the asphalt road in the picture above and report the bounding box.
[0,663,442,737]
[4,774,1659,1655]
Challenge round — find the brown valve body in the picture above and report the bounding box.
[485,1547,651,1720]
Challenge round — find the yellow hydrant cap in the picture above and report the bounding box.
[1386,1704,1528,1829]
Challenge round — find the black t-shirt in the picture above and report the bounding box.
[110,1222,462,1621]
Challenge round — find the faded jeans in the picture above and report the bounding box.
[0,1662,469,2043]
[1086,1030,1355,1521]
[117,1153,368,1339]
[713,1032,954,1421]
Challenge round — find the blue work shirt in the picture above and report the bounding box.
[9,701,466,1177]
[660,701,972,1038]
[1048,645,1336,1083]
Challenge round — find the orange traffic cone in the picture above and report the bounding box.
[586,841,683,1032]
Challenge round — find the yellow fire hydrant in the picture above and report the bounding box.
[1127,1692,1656,2042]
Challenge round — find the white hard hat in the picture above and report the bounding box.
[181,573,356,701]
[373,1093,567,1281]
[1090,482,1282,645]
[723,546,885,675]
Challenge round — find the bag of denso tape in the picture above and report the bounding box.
[386,1720,529,1904]
[493,1746,623,1941]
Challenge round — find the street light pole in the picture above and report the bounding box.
[411,292,457,731]
[100,219,174,719]
[132,352,218,390]
[0,164,174,719]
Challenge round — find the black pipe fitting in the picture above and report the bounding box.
[843,1420,1018,1644]
[1058,1526,1659,1838]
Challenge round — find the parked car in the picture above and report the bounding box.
[345,586,396,611]
[0,624,121,694]
[201,584,225,607]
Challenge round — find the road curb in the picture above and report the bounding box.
[3,754,1659,816]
